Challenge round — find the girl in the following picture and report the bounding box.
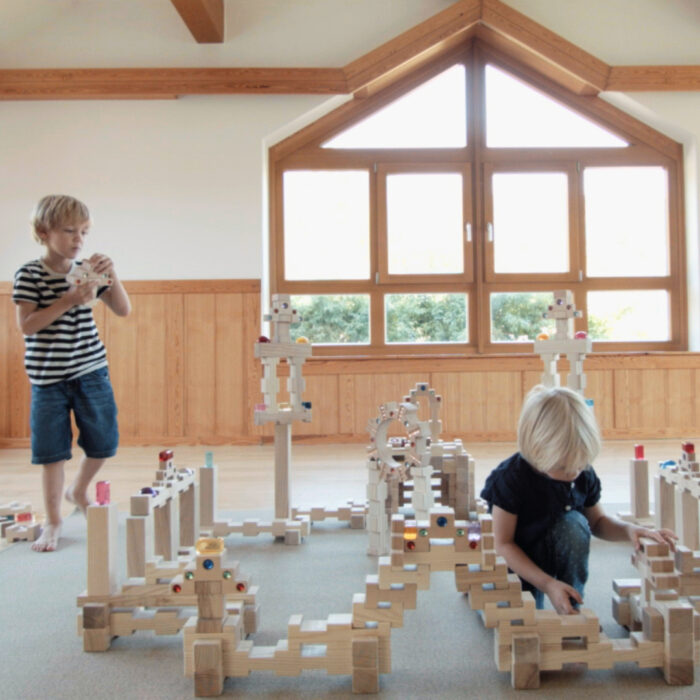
[481,385,676,614]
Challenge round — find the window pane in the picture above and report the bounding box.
[490,292,557,342]
[385,293,468,344]
[492,172,569,273]
[322,64,467,149]
[290,295,370,344]
[584,167,669,277]
[485,64,628,148]
[283,171,369,280]
[587,290,669,341]
[387,173,463,275]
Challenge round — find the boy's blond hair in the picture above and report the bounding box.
[31,194,90,243]
[517,385,601,477]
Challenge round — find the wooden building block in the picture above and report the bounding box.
[643,605,665,642]
[126,513,154,578]
[352,637,379,693]
[180,482,200,547]
[87,504,119,597]
[194,639,224,697]
[511,634,540,689]
[199,465,217,527]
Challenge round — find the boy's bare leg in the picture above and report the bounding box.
[65,456,106,515]
[32,460,65,552]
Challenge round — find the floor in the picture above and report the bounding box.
[0,438,686,520]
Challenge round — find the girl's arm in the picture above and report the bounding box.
[584,503,677,550]
[492,505,582,615]
[89,253,131,317]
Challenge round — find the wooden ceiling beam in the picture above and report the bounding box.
[607,65,700,91]
[0,67,347,99]
[170,0,224,44]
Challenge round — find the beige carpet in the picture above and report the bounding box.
[1,506,696,699]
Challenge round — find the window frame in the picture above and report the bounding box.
[269,42,687,357]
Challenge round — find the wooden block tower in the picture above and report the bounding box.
[366,401,433,556]
[618,443,654,526]
[401,383,475,520]
[533,290,592,395]
[254,294,312,522]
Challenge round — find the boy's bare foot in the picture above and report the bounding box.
[65,485,92,516]
[31,523,62,552]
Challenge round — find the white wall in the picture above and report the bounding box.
[1,0,699,300]
[0,0,453,281]
[0,94,329,280]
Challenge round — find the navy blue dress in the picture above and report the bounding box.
[480,452,601,552]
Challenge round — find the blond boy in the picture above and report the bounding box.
[13,195,130,551]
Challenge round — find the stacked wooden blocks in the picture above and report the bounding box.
[0,501,40,543]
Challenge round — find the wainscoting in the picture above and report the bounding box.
[1,280,699,447]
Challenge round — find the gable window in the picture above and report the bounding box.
[270,45,685,355]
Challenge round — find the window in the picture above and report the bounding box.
[271,45,685,355]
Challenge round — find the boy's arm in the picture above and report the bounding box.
[89,253,131,317]
[584,503,677,550]
[492,505,582,614]
[16,283,99,336]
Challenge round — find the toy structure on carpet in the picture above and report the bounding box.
[76,450,259,652]
[76,444,699,694]
[366,383,474,556]
[209,293,366,543]
[73,292,698,694]
[0,501,40,544]
[613,440,700,683]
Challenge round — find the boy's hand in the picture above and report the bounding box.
[88,253,116,278]
[543,579,582,615]
[65,279,99,306]
[629,526,678,552]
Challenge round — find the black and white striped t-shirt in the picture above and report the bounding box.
[12,259,108,386]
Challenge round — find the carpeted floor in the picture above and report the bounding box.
[1,506,696,699]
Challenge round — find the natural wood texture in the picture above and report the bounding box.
[607,66,700,92]
[170,0,224,44]
[270,41,687,357]
[343,0,481,95]
[2,280,700,445]
[0,68,348,99]
[1,0,698,99]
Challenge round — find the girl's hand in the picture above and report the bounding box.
[543,579,583,615]
[88,253,116,278]
[629,526,677,552]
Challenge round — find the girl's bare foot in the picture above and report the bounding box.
[65,485,92,516]
[31,522,62,552]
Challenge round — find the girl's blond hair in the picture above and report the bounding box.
[517,385,601,477]
[31,195,90,243]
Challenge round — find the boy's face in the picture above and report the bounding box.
[39,219,90,261]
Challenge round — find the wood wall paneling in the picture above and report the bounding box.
[1,282,700,446]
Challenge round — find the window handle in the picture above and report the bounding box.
[465,222,472,243]
[487,222,494,242]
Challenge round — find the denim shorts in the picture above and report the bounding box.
[30,366,119,465]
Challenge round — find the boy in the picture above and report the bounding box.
[13,194,131,552]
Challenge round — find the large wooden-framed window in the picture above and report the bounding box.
[269,43,686,356]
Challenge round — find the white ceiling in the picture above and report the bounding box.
[0,1,697,71]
